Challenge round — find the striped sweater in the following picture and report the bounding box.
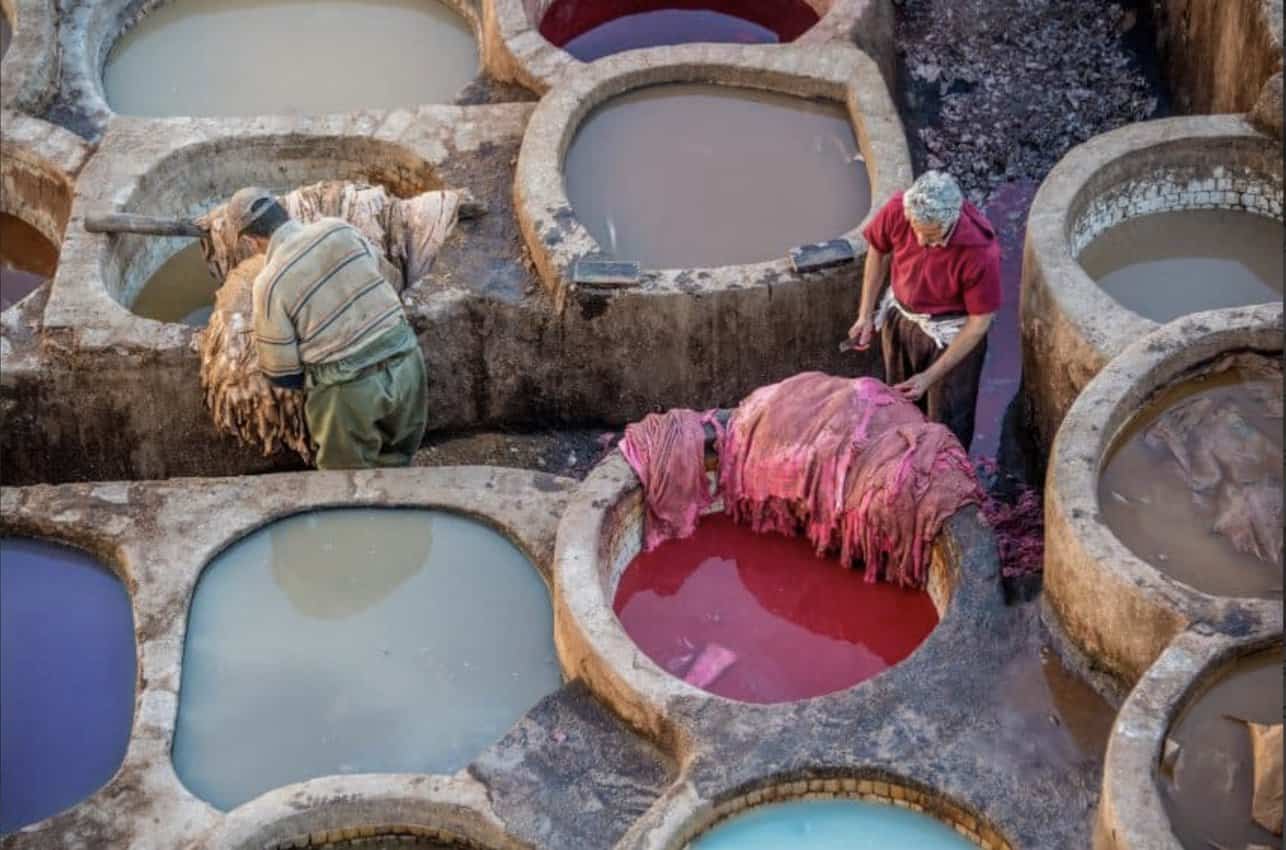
[252,218,406,385]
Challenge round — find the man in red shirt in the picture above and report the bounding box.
[847,171,1001,451]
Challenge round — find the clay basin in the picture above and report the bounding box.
[101,0,479,118]
[0,538,136,834]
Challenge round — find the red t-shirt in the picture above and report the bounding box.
[862,192,1002,316]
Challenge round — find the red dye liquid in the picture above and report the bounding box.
[541,0,821,62]
[614,514,939,703]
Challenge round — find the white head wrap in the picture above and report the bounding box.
[903,171,964,229]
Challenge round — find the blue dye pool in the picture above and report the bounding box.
[172,508,561,810]
[0,539,136,834]
[694,797,979,849]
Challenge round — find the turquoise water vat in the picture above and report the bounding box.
[694,797,979,849]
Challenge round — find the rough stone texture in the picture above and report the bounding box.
[469,682,676,850]
[1150,0,1283,117]
[554,453,1105,850]
[3,47,907,486]
[1019,115,1282,466]
[0,466,578,850]
[1094,627,1283,850]
[0,0,58,115]
[1043,303,1284,697]
[482,0,895,95]
[1250,70,1284,138]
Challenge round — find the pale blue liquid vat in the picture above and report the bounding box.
[172,508,561,811]
[694,798,980,850]
[1,539,136,834]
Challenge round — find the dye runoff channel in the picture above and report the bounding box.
[1162,649,1284,850]
[563,83,870,269]
[1078,209,1284,323]
[0,213,58,311]
[172,508,561,810]
[1099,357,1283,598]
[130,243,221,327]
[103,0,479,117]
[0,539,136,835]
[614,514,938,703]
[693,798,979,849]
[539,0,820,62]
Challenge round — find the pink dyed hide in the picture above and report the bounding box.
[620,409,722,551]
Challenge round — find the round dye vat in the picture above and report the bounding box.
[130,243,220,326]
[614,514,938,703]
[0,213,58,310]
[103,0,478,118]
[1162,649,1284,850]
[1078,209,1284,323]
[172,508,560,810]
[540,0,820,62]
[563,83,870,268]
[693,797,979,849]
[0,539,136,834]
[1099,364,1283,598]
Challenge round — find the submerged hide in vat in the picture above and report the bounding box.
[195,181,461,460]
[619,409,722,551]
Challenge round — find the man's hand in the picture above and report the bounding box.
[894,372,933,402]
[847,316,875,351]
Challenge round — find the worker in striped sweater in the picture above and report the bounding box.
[226,186,428,469]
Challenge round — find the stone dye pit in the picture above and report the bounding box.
[1021,116,1283,462]
[173,507,560,810]
[1077,208,1284,324]
[128,242,219,326]
[562,82,869,268]
[0,538,135,835]
[538,0,820,62]
[614,513,937,703]
[692,797,978,849]
[102,0,479,118]
[0,212,56,310]
[1045,303,1283,695]
[1161,648,1283,850]
[1098,356,1283,599]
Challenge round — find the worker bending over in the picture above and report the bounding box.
[227,186,428,469]
[848,171,1001,451]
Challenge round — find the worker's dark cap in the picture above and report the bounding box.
[226,186,279,235]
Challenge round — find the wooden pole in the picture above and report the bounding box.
[83,213,207,238]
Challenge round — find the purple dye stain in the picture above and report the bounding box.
[1,539,136,834]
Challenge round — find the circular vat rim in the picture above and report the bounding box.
[0,0,59,114]
[514,41,911,307]
[1019,114,1283,456]
[552,450,1000,751]
[1043,301,1284,693]
[653,769,1013,850]
[1,111,90,318]
[196,773,533,850]
[59,0,490,132]
[484,0,894,94]
[1094,626,1283,850]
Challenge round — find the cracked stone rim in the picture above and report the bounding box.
[1095,626,1283,850]
[1043,302,1284,694]
[0,0,58,114]
[513,41,912,309]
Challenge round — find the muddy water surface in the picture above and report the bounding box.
[172,508,560,810]
[1162,650,1284,850]
[104,0,478,117]
[541,0,819,62]
[614,513,938,703]
[0,539,136,834]
[0,213,58,310]
[564,84,870,268]
[1079,209,1284,323]
[131,243,220,326]
[1100,367,1283,597]
[693,798,977,849]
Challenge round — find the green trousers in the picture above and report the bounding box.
[304,345,428,470]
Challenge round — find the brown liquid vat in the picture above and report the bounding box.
[1043,303,1283,701]
[1095,629,1284,850]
